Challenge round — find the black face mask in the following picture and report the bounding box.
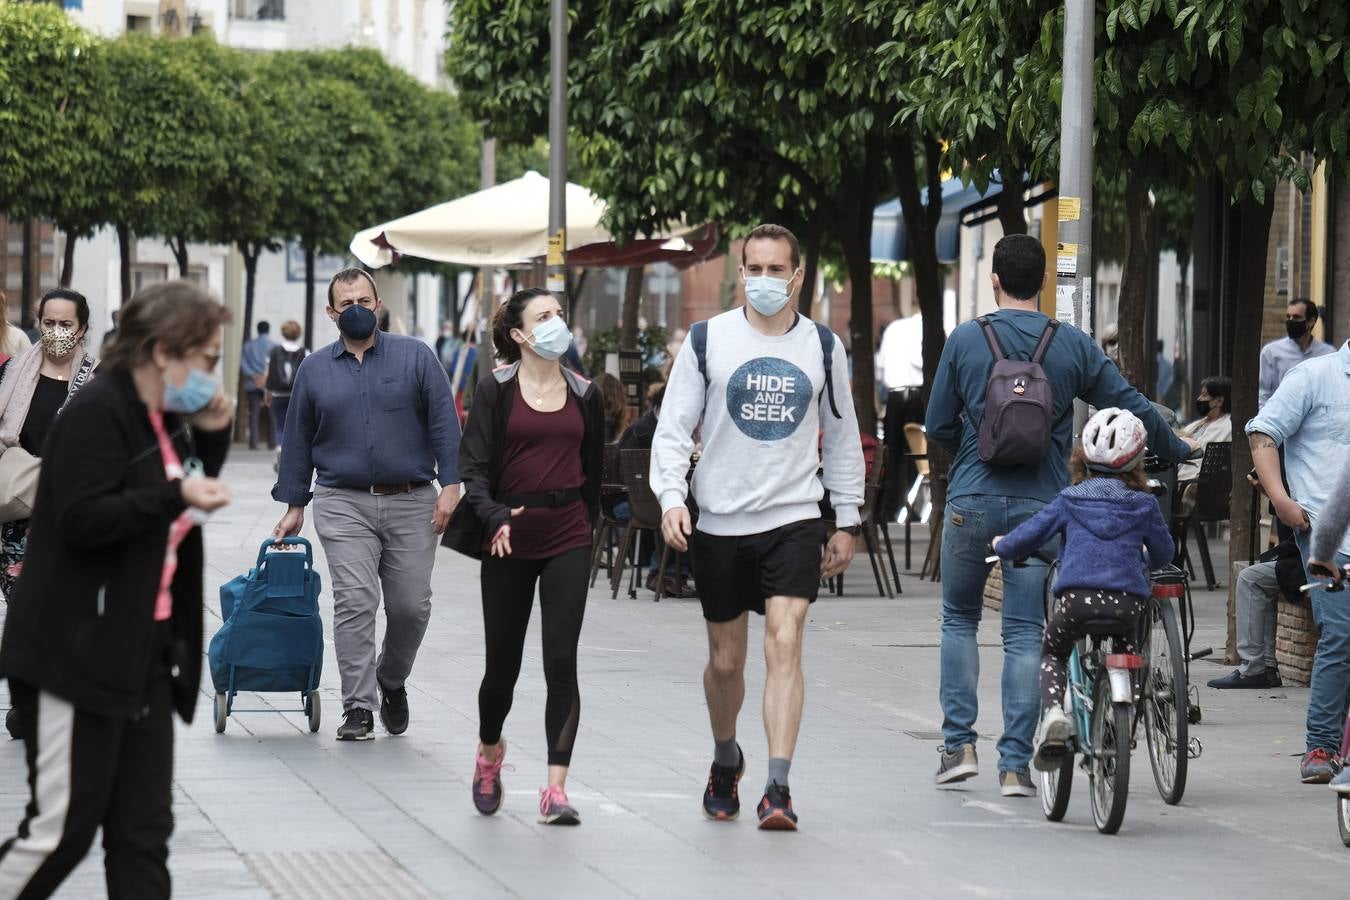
[337,304,377,341]
[1195,398,1211,415]
[1286,319,1309,341]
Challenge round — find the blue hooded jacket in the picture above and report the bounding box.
[995,477,1175,597]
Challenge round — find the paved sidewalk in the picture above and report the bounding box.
[2,449,1347,898]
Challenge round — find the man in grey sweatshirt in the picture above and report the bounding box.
[651,223,865,831]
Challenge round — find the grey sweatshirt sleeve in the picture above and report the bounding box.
[820,334,866,529]
[650,336,703,515]
[1311,462,1350,562]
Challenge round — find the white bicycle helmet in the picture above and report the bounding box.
[1082,407,1147,473]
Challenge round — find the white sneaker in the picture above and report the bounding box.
[1032,706,1074,772]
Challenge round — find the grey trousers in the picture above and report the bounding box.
[312,485,438,713]
[1236,560,1280,676]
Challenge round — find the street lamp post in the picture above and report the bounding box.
[1058,0,1094,433]
[547,0,568,304]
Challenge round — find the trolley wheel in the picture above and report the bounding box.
[1040,753,1074,822]
[306,690,321,733]
[1089,675,1131,835]
[213,693,228,734]
[1338,795,1350,848]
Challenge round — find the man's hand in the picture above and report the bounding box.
[432,484,461,534]
[821,529,856,578]
[488,507,526,557]
[181,478,231,513]
[662,507,692,552]
[1273,497,1310,530]
[192,388,235,432]
[272,505,305,542]
[1308,558,1344,587]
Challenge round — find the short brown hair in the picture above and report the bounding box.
[280,319,302,341]
[101,281,230,370]
[741,223,801,269]
[327,267,379,308]
[1068,445,1150,492]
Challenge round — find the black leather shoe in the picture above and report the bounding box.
[1207,669,1278,689]
[5,707,21,741]
[379,683,409,735]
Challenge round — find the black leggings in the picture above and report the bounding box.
[1040,589,1145,708]
[479,547,589,767]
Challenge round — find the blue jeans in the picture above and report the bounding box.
[939,494,1053,773]
[1294,530,1350,754]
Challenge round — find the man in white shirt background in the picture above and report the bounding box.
[877,312,925,521]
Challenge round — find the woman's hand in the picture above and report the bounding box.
[193,388,234,432]
[991,535,1004,552]
[181,477,231,513]
[489,507,526,557]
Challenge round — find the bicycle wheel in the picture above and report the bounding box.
[1040,754,1074,822]
[1144,597,1189,804]
[1089,674,1131,834]
[1339,795,1350,848]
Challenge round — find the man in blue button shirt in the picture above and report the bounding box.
[272,268,462,742]
[925,235,1191,797]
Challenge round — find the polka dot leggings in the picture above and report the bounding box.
[1040,589,1146,709]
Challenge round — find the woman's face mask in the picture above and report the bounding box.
[520,315,572,360]
[39,325,81,361]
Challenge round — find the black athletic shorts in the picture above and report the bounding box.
[690,519,827,622]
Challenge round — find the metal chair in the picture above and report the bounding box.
[588,442,627,588]
[614,449,685,602]
[1172,441,1231,590]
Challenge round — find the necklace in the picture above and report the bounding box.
[520,374,563,406]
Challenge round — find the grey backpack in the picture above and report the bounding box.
[975,316,1060,466]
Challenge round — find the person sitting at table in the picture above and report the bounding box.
[1175,376,1231,513]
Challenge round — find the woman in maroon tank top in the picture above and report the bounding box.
[451,288,605,826]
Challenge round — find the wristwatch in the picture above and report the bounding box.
[837,525,861,536]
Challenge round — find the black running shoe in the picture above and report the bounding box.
[756,783,798,831]
[702,745,745,821]
[5,707,20,741]
[379,683,409,735]
[336,708,375,741]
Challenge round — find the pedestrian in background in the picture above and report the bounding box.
[263,320,306,470]
[272,268,462,742]
[1258,298,1334,409]
[0,292,30,359]
[443,287,604,827]
[240,320,275,450]
[0,281,232,899]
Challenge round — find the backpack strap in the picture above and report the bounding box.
[690,320,709,386]
[976,316,1007,361]
[1030,319,1061,364]
[815,322,842,420]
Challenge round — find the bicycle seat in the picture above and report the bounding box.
[1079,618,1135,638]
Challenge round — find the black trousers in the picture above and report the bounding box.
[479,547,590,767]
[1040,590,1145,708]
[0,678,174,900]
[880,387,924,522]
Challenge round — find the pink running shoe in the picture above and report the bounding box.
[473,743,506,815]
[538,785,581,826]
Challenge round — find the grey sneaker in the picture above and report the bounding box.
[336,708,375,741]
[935,744,978,785]
[1000,770,1036,797]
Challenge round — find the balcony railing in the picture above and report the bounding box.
[231,0,285,21]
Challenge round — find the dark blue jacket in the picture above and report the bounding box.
[996,477,1175,597]
[925,308,1190,505]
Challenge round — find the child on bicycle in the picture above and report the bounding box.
[993,407,1175,772]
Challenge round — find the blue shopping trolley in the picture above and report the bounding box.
[209,537,324,734]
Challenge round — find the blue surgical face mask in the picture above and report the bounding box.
[525,315,572,360]
[337,304,377,341]
[164,368,219,414]
[744,274,794,316]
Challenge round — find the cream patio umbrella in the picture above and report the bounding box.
[351,170,701,269]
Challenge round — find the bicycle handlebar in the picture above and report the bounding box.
[985,547,1056,568]
[1300,563,1350,593]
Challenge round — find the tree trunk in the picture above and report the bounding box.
[619,265,643,351]
[171,235,189,277]
[60,230,77,288]
[841,237,877,437]
[1227,191,1275,581]
[241,242,259,339]
[116,222,133,309]
[996,169,1028,236]
[1117,172,1151,390]
[799,227,821,316]
[20,219,37,329]
[303,242,316,351]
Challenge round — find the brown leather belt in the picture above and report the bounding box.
[368,481,431,496]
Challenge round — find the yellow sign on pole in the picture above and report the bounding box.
[547,230,566,267]
[1057,197,1081,222]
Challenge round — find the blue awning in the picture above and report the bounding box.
[871,173,1006,264]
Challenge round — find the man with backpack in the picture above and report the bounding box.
[651,223,865,831]
[925,234,1191,797]
[264,320,308,469]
